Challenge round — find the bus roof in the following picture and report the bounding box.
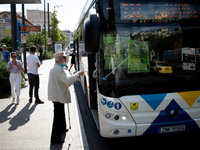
[74,0,96,32]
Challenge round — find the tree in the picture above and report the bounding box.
[50,10,67,47]
[50,10,61,42]
[26,32,45,46]
[0,36,12,47]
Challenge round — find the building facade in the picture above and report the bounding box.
[0,11,33,39]
[27,9,52,30]
[62,30,73,45]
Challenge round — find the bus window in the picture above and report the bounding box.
[99,23,200,97]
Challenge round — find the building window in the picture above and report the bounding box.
[3,15,8,19]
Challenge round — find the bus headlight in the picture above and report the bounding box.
[122,116,126,121]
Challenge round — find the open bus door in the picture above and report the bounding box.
[74,37,97,109]
[88,54,97,109]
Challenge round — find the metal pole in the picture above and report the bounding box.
[44,0,47,59]
[11,4,18,51]
[67,103,71,129]
[22,4,27,73]
[47,3,50,52]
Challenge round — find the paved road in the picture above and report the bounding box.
[0,58,88,150]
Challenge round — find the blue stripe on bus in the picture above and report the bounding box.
[143,100,199,135]
[141,93,167,110]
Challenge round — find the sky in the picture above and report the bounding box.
[0,0,87,31]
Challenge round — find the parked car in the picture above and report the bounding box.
[150,60,173,74]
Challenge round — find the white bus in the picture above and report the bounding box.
[73,0,200,137]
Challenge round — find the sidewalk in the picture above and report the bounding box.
[0,58,87,150]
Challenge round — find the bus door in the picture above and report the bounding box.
[74,38,80,71]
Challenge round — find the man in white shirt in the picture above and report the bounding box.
[27,46,44,104]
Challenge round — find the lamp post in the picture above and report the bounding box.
[11,4,17,51]
[48,3,50,52]
[22,4,27,73]
[44,0,47,59]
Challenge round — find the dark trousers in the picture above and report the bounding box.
[51,102,66,143]
[28,73,39,99]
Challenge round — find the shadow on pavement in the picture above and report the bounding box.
[50,133,70,150]
[50,144,71,150]
[50,144,63,150]
[0,104,17,124]
[8,103,37,131]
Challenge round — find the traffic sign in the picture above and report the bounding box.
[21,33,26,43]
[20,26,41,32]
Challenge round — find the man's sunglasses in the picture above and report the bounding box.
[12,56,17,58]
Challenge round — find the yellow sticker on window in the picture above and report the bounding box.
[130,103,138,110]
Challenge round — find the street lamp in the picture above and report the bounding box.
[44,0,48,59]
[54,5,63,11]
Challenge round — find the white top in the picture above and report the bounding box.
[27,54,40,75]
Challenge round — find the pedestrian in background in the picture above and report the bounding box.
[68,51,75,72]
[2,45,10,63]
[27,46,44,104]
[7,52,24,105]
[38,46,43,64]
[48,51,84,144]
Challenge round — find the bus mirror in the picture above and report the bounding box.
[84,9,100,54]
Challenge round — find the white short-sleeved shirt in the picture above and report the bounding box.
[27,54,40,75]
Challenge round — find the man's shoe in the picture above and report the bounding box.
[35,99,44,104]
[29,98,32,103]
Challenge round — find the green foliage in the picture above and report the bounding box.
[0,36,12,47]
[26,32,45,47]
[50,10,61,42]
[43,50,53,59]
[50,10,67,47]
[60,31,68,47]
[0,60,10,98]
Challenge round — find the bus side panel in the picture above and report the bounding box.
[120,91,200,136]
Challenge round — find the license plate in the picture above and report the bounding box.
[159,125,186,133]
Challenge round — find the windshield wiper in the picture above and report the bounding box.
[103,57,128,80]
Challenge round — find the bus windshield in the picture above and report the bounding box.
[98,0,200,98]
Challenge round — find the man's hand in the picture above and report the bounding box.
[77,71,84,76]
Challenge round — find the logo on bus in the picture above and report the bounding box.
[114,102,122,110]
[107,101,114,108]
[101,98,107,105]
[197,99,200,103]
[101,98,122,110]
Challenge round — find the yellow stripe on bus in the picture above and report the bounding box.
[178,91,200,107]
